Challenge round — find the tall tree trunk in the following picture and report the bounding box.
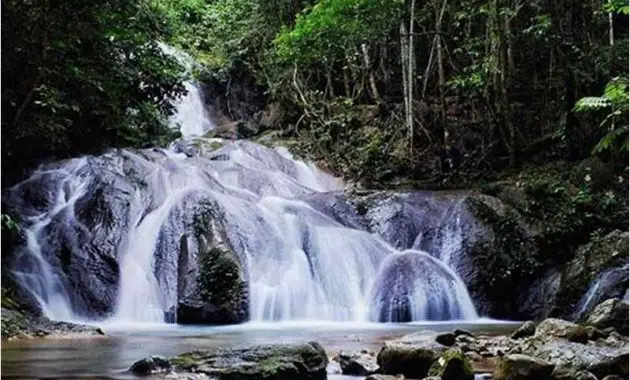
[400,21,410,154]
[361,43,380,102]
[407,0,416,158]
[435,0,448,147]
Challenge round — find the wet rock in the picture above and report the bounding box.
[585,299,629,335]
[436,332,456,346]
[170,341,328,380]
[535,318,589,343]
[365,375,401,380]
[511,321,537,339]
[428,348,474,380]
[533,340,628,379]
[130,356,172,375]
[337,350,379,375]
[559,230,629,320]
[368,250,475,322]
[177,216,248,325]
[494,354,554,380]
[377,331,448,378]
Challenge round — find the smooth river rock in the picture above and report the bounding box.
[377,331,448,378]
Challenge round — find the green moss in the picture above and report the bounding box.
[171,351,205,369]
[198,247,244,307]
[428,349,474,380]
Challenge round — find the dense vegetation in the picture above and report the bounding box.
[2,0,628,187]
[1,0,186,184]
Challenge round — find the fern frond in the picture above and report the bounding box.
[573,96,611,112]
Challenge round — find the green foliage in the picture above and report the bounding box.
[604,0,630,15]
[574,77,629,154]
[2,0,187,183]
[1,214,19,233]
[274,0,402,65]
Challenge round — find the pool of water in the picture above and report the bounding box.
[1,320,519,379]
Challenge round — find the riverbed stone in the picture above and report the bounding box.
[169,341,328,380]
[130,356,172,375]
[337,350,379,375]
[428,348,474,380]
[511,321,537,339]
[377,331,447,378]
[585,299,629,335]
[535,318,588,343]
[533,340,628,379]
[494,354,554,380]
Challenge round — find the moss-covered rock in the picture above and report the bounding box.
[177,246,248,324]
[428,348,474,380]
[169,341,328,380]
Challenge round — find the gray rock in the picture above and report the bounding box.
[534,340,628,379]
[337,350,379,375]
[560,230,629,320]
[585,299,629,335]
[377,332,447,378]
[494,354,554,380]
[551,367,598,380]
[535,318,588,343]
[511,321,537,339]
[170,341,328,380]
[130,356,172,375]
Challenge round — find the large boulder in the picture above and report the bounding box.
[377,331,448,378]
[494,354,554,380]
[535,319,588,343]
[357,190,540,319]
[533,340,628,379]
[585,299,629,335]
[169,341,328,380]
[176,210,248,325]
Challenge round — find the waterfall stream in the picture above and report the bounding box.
[6,79,479,324]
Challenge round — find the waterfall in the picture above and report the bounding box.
[5,78,479,324]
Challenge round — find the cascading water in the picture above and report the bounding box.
[5,61,479,324]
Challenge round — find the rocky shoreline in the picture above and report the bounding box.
[126,299,628,380]
[1,307,105,341]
